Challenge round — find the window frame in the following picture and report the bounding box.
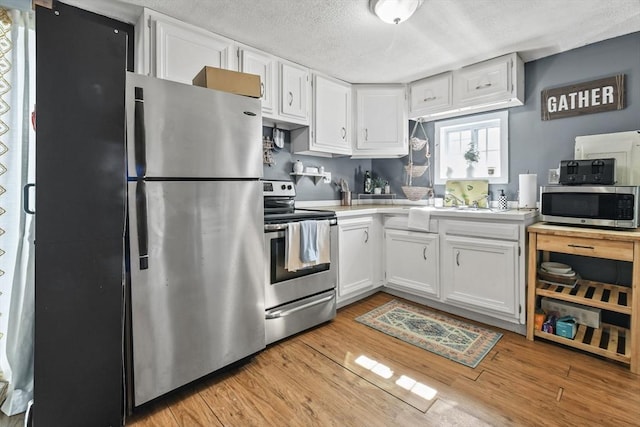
[434,110,509,184]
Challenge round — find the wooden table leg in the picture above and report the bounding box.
[526,232,538,341]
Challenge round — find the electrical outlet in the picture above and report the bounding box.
[548,168,560,184]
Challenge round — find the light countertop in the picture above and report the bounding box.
[299,202,539,221]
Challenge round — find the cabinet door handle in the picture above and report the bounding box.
[364,230,369,243]
[423,96,436,102]
[568,244,595,250]
[456,250,460,266]
[260,82,265,98]
[475,82,492,90]
[341,127,346,139]
[364,128,368,141]
[23,183,35,214]
[288,91,293,106]
[423,247,427,260]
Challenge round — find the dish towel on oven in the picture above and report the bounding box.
[299,220,318,262]
[408,207,431,232]
[286,220,330,271]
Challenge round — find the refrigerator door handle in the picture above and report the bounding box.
[134,86,147,178]
[135,180,149,270]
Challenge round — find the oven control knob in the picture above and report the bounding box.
[281,184,287,190]
[287,185,293,190]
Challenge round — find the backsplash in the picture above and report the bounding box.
[261,126,375,201]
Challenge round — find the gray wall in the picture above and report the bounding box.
[262,127,374,201]
[266,31,639,203]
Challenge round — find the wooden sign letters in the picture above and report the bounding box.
[541,74,625,120]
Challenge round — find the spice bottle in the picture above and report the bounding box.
[364,171,372,194]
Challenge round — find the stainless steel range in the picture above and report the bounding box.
[263,180,337,344]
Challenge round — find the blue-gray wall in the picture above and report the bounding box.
[264,32,640,202]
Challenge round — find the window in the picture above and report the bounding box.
[434,110,508,184]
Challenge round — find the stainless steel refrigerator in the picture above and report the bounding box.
[125,72,265,407]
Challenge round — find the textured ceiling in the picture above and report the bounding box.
[65,0,640,83]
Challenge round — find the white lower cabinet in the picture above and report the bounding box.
[338,216,379,303]
[385,229,439,299]
[441,234,519,321]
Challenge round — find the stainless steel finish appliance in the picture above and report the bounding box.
[540,185,640,229]
[559,158,616,185]
[126,73,265,407]
[263,180,337,344]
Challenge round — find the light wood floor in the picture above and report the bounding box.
[125,291,640,426]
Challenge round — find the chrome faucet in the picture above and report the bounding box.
[471,194,491,209]
[445,191,466,207]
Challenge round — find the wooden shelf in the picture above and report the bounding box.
[526,222,640,373]
[535,279,632,315]
[534,323,631,365]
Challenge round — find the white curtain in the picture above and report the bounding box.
[0,7,35,416]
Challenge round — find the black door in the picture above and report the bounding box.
[35,3,131,426]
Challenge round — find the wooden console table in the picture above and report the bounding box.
[526,223,640,373]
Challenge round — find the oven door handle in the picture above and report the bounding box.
[265,292,335,319]
[264,218,337,231]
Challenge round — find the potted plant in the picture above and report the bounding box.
[464,142,479,164]
[464,143,479,177]
[372,177,385,194]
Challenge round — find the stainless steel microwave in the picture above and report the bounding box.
[540,185,639,229]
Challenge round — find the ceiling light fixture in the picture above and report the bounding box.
[370,0,423,25]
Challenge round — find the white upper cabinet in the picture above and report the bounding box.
[409,53,524,122]
[352,85,408,158]
[278,61,310,124]
[454,53,520,106]
[409,72,453,119]
[291,74,352,156]
[137,9,235,84]
[239,47,275,115]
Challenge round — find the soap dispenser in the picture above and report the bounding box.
[498,189,508,210]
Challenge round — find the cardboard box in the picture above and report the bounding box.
[193,66,261,98]
[541,298,601,328]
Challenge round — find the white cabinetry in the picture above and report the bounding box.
[239,48,310,128]
[137,9,235,84]
[454,53,521,107]
[239,47,275,115]
[278,61,310,125]
[353,85,408,158]
[385,229,439,299]
[338,216,381,304]
[409,53,524,121]
[409,73,453,119]
[291,74,352,156]
[440,219,520,323]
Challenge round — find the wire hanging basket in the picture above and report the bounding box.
[409,119,429,151]
[401,186,432,201]
[410,136,428,151]
[404,163,428,177]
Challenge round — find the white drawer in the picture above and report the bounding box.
[441,219,519,241]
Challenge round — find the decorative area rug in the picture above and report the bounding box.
[355,300,502,368]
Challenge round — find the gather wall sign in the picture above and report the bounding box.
[541,74,625,120]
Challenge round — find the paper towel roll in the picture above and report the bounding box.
[518,174,537,209]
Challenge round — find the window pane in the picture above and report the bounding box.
[434,111,508,184]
